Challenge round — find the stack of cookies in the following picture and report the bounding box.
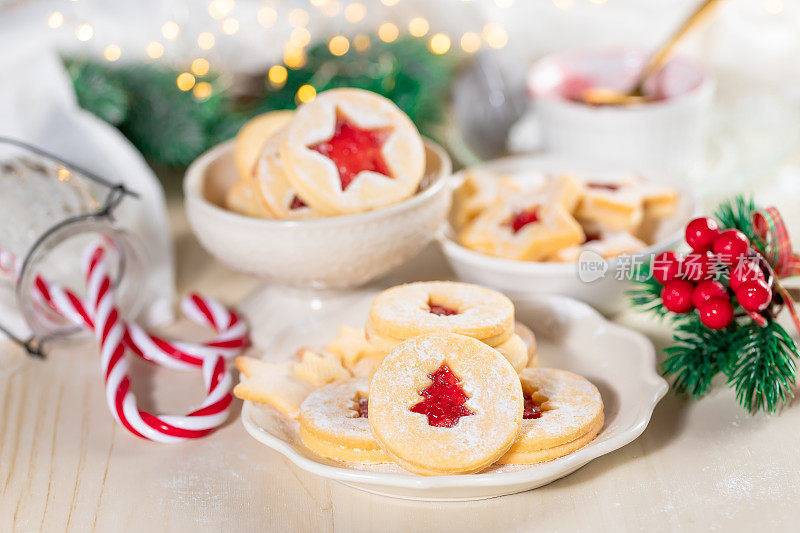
[454,170,679,262]
[235,281,604,476]
[226,88,426,219]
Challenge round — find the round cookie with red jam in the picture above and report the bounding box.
[365,281,515,354]
[280,88,425,215]
[497,368,604,465]
[369,333,523,475]
[298,378,389,463]
[254,130,318,220]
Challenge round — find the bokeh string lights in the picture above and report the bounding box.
[42,0,789,111]
[47,0,787,107]
[44,0,518,102]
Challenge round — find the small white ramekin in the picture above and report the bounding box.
[439,155,698,315]
[184,139,452,289]
[527,49,715,179]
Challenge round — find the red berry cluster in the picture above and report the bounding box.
[652,217,773,329]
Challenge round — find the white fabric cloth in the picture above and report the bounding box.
[0,20,175,341]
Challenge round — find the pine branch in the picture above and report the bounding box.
[628,278,667,317]
[727,321,797,414]
[65,58,129,125]
[714,195,765,254]
[64,36,460,168]
[661,316,739,398]
[627,261,673,319]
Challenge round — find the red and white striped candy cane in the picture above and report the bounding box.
[32,245,249,442]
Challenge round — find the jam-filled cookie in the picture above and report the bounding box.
[298,378,389,463]
[281,88,425,215]
[253,130,319,220]
[459,202,585,261]
[498,368,603,464]
[369,333,523,475]
[365,281,515,353]
[575,178,644,232]
[452,171,546,230]
[233,110,294,181]
[640,182,679,219]
[549,230,646,262]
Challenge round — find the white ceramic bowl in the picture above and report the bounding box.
[527,49,714,178]
[440,155,697,315]
[240,290,667,501]
[184,139,452,288]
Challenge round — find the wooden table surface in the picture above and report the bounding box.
[3,183,800,533]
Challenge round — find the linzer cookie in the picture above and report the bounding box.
[365,281,516,352]
[459,202,585,261]
[253,130,318,220]
[226,88,427,220]
[368,333,523,475]
[575,178,645,232]
[452,170,546,229]
[298,378,389,463]
[549,230,647,262]
[640,182,680,219]
[498,368,604,464]
[233,110,294,182]
[280,88,425,215]
[453,168,679,263]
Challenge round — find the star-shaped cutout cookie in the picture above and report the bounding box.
[292,348,351,387]
[325,325,383,368]
[308,109,394,191]
[234,356,314,419]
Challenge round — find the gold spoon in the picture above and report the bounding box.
[581,0,724,106]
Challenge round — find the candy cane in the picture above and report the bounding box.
[31,245,249,442]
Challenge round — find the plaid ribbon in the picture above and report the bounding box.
[752,207,800,332]
[753,207,800,278]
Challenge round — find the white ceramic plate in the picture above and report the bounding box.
[239,289,667,501]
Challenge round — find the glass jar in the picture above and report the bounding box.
[0,137,145,362]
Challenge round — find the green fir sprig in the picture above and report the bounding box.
[661,319,742,398]
[627,261,672,319]
[727,320,797,414]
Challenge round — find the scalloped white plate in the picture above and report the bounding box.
[240,291,667,501]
